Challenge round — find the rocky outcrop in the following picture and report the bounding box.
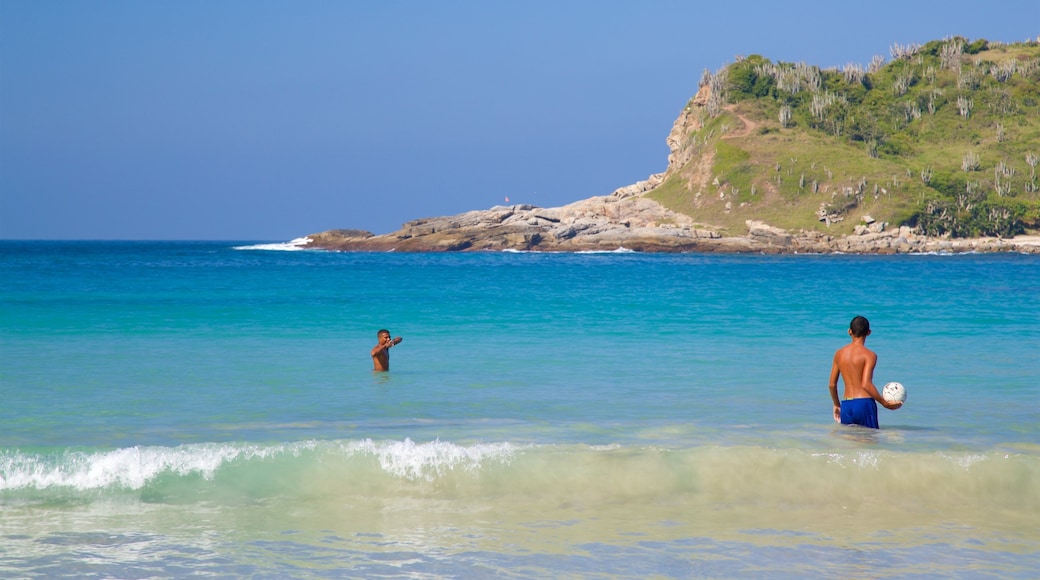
[305,195,725,253]
[302,208,1040,254]
[664,86,710,172]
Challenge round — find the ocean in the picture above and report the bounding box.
[1,241,1038,578]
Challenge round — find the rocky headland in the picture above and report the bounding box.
[299,142,1040,255]
[300,39,1040,255]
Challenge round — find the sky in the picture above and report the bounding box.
[2,1,1038,240]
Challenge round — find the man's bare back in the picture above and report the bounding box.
[831,341,878,401]
[828,316,902,425]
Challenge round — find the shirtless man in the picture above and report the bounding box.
[828,316,901,428]
[371,329,403,371]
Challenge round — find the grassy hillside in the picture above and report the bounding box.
[648,37,1040,237]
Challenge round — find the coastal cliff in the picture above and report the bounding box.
[302,38,1040,254]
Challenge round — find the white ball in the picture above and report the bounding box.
[882,381,907,404]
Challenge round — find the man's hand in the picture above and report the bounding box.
[833,405,841,423]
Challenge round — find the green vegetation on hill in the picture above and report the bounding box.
[648,37,1040,237]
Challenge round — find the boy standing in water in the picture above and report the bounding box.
[371,329,403,371]
[828,316,902,428]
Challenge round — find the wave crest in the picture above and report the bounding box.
[0,439,520,492]
[0,442,318,491]
[339,438,520,481]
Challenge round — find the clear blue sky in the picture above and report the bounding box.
[2,1,1037,240]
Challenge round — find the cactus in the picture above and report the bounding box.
[889,41,922,60]
[962,151,981,172]
[1026,153,1038,192]
[940,40,964,70]
[958,68,979,90]
[927,89,941,115]
[706,68,726,117]
[957,96,973,119]
[904,101,921,122]
[842,62,864,84]
[990,61,1016,82]
[994,160,1015,196]
[892,72,913,96]
[699,68,711,88]
[868,55,885,73]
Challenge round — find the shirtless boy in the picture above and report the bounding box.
[828,316,901,428]
[371,329,403,371]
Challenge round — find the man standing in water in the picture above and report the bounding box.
[828,316,901,428]
[371,329,403,371]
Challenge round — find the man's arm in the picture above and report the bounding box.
[828,356,842,422]
[371,337,402,357]
[371,341,389,357]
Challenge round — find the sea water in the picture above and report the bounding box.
[1,241,1037,578]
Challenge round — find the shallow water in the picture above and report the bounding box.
[2,242,1038,577]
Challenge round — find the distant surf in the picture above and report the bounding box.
[500,247,639,254]
[233,237,313,251]
[576,247,638,254]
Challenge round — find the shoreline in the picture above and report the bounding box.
[296,234,1040,255]
[298,198,1040,255]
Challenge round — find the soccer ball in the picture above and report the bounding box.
[882,381,907,404]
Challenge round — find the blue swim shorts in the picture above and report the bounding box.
[840,397,879,429]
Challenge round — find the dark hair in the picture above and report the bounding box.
[849,316,870,337]
[377,329,390,336]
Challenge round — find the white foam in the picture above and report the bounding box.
[339,438,521,481]
[500,247,640,254]
[940,451,991,469]
[575,247,638,254]
[233,237,313,251]
[0,439,531,490]
[0,442,318,491]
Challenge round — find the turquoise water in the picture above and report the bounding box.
[1,241,1038,577]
